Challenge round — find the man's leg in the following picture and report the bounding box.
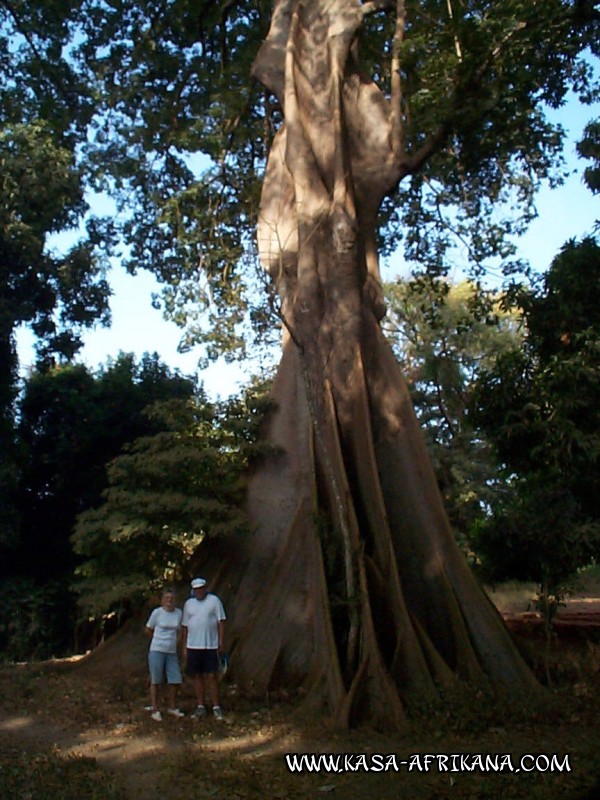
[205,672,224,719]
[193,674,206,706]
[204,673,219,707]
[187,650,207,717]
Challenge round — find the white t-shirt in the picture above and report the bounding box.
[146,606,182,653]
[182,594,226,649]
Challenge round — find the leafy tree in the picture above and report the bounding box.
[383,278,523,542]
[471,237,600,595]
[72,379,274,619]
[70,0,599,340]
[10,353,195,579]
[69,0,599,728]
[0,577,76,662]
[0,1,113,543]
[0,354,195,660]
[578,118,600,198]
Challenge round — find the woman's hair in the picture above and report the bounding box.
[162,587,176,597]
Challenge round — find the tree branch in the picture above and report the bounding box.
[0,0,44,62]
[390,0,407,159]
[361,0,394,17]
[446,0,463,62]
[404,20,527,175]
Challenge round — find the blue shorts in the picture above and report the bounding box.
[148,650,182,685]
[186,649,219,676]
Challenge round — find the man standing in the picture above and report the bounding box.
[182,577,227,720]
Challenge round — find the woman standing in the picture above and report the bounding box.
[144,588,185,721]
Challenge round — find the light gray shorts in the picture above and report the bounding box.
[148,650,182,685]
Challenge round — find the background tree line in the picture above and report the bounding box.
[385,235,600,603]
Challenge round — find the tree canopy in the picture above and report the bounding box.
[0,0,114,542]
[383,277,523,541]
[470,237,600,593]
[2,0,597,381]
[2,1,597,363]
[0,0,116,363]
[72,378,274,618]
[57,0,600,352]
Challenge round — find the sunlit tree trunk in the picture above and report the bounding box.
[211,0,539,729]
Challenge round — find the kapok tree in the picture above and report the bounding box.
[207,0,552,730]
[76,0,597,729]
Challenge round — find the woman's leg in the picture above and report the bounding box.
[150,682,159,710]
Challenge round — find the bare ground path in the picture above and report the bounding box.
[0,657,307,800]
[0,699,308,800]
[0,711,182,800]
[2,603,600,800]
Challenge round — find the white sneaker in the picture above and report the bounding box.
[151,710,162,722]
[144,705,154,712]
[167,708,185,718]
[191,705,207,719]
[213,706,225,721]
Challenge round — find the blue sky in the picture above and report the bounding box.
[16,95,598,400]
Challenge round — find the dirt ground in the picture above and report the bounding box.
[2,591,600,800]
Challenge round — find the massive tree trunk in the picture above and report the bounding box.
[209,0,539,730]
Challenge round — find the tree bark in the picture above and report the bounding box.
[208,0,539,729]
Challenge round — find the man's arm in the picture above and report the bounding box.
[217,619,225,653]
[181,624,188,654]
[180,601,189,658]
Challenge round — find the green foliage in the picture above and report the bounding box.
[383,277,523,540]
[470,237,600,592]
[0,1,113,539]
[385,257,600,592]
[0,8,113,361]
[470,481,598,589]
[524,235,600,364]
[74,0,271,359]
[577,117,600,197]
[72,376,275,618]
[389,0,598,279]
[0,577,77,663]
[68,0,599,353]
[473,238,600,508]
[0,353,196,659]
[0,349,19,548]
[10,353,195,581]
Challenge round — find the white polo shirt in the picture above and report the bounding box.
[182,593,226,649]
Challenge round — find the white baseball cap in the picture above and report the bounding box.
[191,577,207,589]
